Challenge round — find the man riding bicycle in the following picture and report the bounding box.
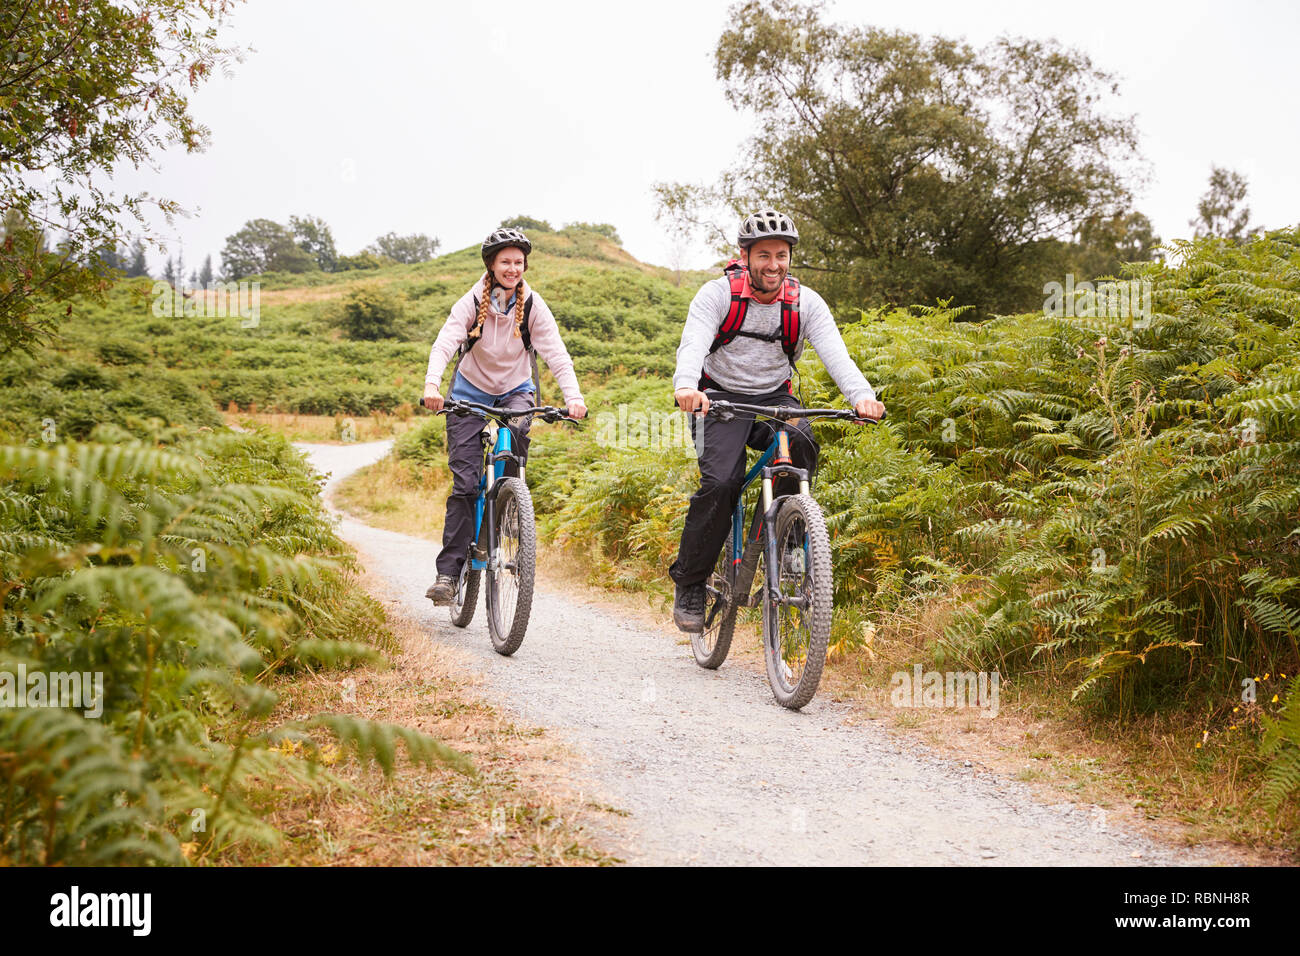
[669,209,885,631]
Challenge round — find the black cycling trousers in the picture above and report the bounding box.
[435,391,534,577]
[668,387,818,588]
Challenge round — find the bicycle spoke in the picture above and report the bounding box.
[773,519,814,692]
[495,496,520,627]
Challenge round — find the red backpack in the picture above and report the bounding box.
[699,259,802,391]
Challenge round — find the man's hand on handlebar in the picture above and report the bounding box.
[567,399,588,421]
[422,386,444,413]
[854,397,885,422]
[675,387,710,417]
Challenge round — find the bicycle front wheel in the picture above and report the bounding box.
[763,494,833,710]
[485,477,536,656]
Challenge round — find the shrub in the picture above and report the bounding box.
[338,287,405,341]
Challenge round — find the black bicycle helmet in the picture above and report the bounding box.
[481,227,532,266]
[737,209,799,248]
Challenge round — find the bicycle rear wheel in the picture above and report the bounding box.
[449,556,480,628]
[485,477,536,656]
[763,494,833,710]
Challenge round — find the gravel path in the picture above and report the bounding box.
[299,439,1240,866]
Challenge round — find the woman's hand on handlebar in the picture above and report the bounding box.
[567,399,588,421]
[422,386,444,413]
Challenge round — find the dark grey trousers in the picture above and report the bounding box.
[667,387,818,588]
[434,391,535,576]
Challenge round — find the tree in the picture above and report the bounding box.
[1190,166,1256,240]
[0,1,244,354]
[198,254,214,287]
[365,231,440,264]
[90,244,125,275]
[563,222,622,243]
[338,287,404,341]
[1069,211,1162,280]
[289,214,338,271]
[126,239,150,278]
[655,0,1143,316]
[499,215,552,233]
[163,257,177,285]
[221,218,319,279]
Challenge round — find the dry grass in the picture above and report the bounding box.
[331,452,449,537]
[223,408,420,444]
[817,588,1297,862]
[219,565,625,866]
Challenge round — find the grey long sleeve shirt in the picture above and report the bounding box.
[672,276,876,404]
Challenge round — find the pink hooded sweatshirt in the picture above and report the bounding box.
[424,274,583,404]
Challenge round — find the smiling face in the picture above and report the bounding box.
[744,238,791,297]
[491,247,527,289]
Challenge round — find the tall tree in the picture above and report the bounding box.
[126,239,150,278]
[655,0,1143,316]
[198,254,214,287]
[289,214,338,271]
[1069,211,1162,280]
[220,219,318,279]
[0,1,244,354]
[1190,166,1256,240]
[365,231,440,265]
[163,257,177,285]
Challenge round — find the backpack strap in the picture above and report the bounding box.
[520,293,534,351]
[706,266,801,358]
[779,275,801,361]
[708,262,750,355]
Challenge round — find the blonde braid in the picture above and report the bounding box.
[468,271,492,339]
[513,274,526,338]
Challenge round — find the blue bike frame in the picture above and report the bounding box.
[468,420,519,572]
[726,427,813,606]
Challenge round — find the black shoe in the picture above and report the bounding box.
[672,582,707,632]
[426,574,457,606]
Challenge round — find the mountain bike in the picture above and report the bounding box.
[434,398,578,656]
[691,400,883,709]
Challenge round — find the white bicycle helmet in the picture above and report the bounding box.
[738,209,799,248]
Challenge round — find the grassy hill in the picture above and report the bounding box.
[0,226,711,443]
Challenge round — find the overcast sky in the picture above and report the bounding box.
[113,0,1300,275]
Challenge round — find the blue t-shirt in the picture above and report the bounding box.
[447,369,534,406]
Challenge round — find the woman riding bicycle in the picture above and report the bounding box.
[422,227,587,605]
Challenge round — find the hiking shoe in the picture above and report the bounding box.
[426,574,457,606]
[672,582,707,632]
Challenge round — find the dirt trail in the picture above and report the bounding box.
[299,439,1242,866]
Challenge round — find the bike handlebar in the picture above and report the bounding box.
[428,397,580,425]
[704,400,885,425]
